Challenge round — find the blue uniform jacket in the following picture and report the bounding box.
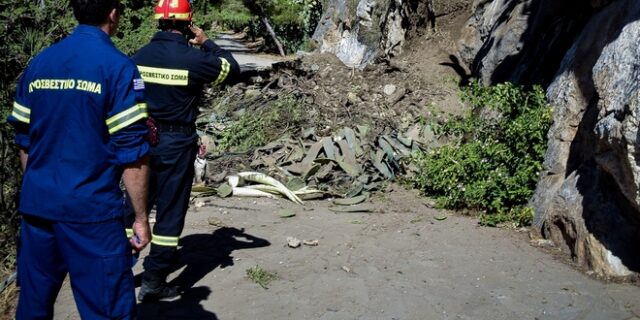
[132,32,240,126]
[7,25,150,223]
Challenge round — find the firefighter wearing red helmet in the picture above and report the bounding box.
[127,0,240,302]
[154,0,193,21]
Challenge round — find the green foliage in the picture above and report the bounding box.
[114,0,157,55]
[206,0,254,30]
[479,206,534,227]
[217,96,304,152]
[0,125,20,271]
[204,0,322,54]
[411,82,552,227]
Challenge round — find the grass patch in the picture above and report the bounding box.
[246,265,278,289]
[411,82,551,227]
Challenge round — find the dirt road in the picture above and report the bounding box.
[52,190,640,320]
[214,32,284,72]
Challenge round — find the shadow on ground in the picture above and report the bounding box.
[136,227,270,319]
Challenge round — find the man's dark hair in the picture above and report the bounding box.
[158,19,194,38]
[70,0,121,26]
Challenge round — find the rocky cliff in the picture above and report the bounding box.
[312,0,436,68]
[460,0,640,278]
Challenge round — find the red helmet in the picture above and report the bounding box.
[154,0,192,21]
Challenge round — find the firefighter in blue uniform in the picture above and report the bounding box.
[7,0,152,318]
[128,0,240,301]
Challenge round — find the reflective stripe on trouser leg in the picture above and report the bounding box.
[143,134,198,274]
[151,234,179,247]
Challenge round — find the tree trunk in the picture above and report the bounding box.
[261,16,285,57]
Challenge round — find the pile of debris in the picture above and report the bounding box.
[193,53,448,202]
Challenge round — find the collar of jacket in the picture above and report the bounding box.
[152,31,189,45]
[73,24,113,44]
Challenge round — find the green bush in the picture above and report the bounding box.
[205,1,254,31]
[411,82,552,227]
[114,0,157,55]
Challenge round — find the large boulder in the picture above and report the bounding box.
[460,0,640,278]
[312,0,435,68]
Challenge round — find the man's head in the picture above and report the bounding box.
[70,0,123,35]
[158,19,191,36]
[154,0,193,36]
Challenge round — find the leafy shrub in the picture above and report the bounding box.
[205,1,254,31]
[114,0,157,55]
[411,82,552,227]
[269,0,322,53]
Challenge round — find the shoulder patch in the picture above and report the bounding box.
[133,78,145,91]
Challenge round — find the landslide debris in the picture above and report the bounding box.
[195,51,459,200]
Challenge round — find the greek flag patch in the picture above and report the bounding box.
[133,78,145,91]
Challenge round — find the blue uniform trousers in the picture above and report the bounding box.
[17,215,135,319]
[128,131,197,276]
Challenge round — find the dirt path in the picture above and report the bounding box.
[214,32,285,72]
[52,190,640,320]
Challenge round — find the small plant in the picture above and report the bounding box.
[411,82,551,227]
[246,265,278,289]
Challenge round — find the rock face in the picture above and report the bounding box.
[312,0,435,68]
[458,0,605,86]
[461,0,640,278]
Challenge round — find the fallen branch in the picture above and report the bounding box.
[261,16,286,57]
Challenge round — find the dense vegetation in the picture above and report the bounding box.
[411,82,552,227]
[0,0,321,272]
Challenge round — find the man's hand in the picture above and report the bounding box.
[130,218,151,252]
[188,25,209,46]
[19,149,28,171]
[122,155,150,251]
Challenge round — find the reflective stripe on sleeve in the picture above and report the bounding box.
[151,234,180,247]
[137,66,189,86]
[213,58,231,86]
[125,228,134,239]
[106,103,148,134]
[11,102,30,124]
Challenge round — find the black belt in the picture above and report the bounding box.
[156,122,195,134]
